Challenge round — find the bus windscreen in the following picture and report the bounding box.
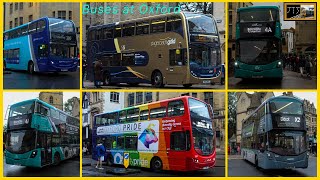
[239,9,278,22]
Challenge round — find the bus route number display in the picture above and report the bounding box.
[274,115,302,128]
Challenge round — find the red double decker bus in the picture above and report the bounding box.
[92,96,216,171]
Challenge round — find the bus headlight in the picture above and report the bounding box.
[30,150,38,158]
[267,153,273,160]
[234,62,239,68]
[51,61,54,65]
[192,158,199,163]
[277,61,282,68]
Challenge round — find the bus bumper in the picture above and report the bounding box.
[38,61,78,72]
[234,67,283,78]
[260,153,308,169]
[5,150,41,168]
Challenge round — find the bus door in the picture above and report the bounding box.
[39,133,52,166]
[167,130,190,170]
[166,49,188,84]
[257,134,266,167]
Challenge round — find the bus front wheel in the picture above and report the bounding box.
[152,71,164,88]
[53,153,61,166]
[151,157,163,171]
[28,61,35,74]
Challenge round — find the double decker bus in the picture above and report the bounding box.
[87,12,224,88]
[92,96,216,171]
[234,6,283,80]
[5,99,80,168]
[241,96,308,169]
[4,17,78,73]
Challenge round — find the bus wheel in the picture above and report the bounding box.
[53,153,61,166]
[28,61,35,74]
[183,84,192,88]
[151,157,163,171]
[152,71,164,88]
[106,155,114,166]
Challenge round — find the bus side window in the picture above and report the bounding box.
[114,25,122,38]
[117,136,124,149]
[150,107,166,119]
[28,22,37,34]
[103,28,113,39]
[151,18,165,33]
[136,21,149,35]
[37,20,46,33]
[127,108,139,122]
[186,130,191,151]
[123,23,135,37]
[168,100,185,117]
[125,135,138,150]
[166,16,182,34]
[119,110,126,123]
[139,110,149,121]
[169,49,186,66]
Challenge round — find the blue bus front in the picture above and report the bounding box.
[185,13,224,85]
[259,98,308,169]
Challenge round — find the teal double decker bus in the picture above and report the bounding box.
[234,6,283,80]
[241,96,308,169]
[5,99,80,167]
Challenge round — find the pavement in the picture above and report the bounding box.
[82,149,225,177]
[228,69,316,89]
[4,68,80,89]
[228,154,317,177]
[4,157,80,177]
[83,81,224,89]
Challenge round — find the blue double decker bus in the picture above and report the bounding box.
[4,17,78,73]
[241,96,308,169]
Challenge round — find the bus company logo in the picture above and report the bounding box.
[151,37,176,47]
[284,3,316,21]
[247,27,261,33]
[13,120,24,126]
[138,124,158,148]
[280,117,290,122]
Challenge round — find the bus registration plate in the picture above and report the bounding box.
[203,166,209,170]
[61,69,68,72]
[203,80,211,84]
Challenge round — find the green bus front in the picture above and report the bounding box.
[234,6,283,79]
[5,99,65,167]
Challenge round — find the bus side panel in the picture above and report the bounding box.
[242,148,256,164]
[4,36,32,71]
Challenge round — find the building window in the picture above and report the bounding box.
[49,96,54,104]
[192,93,197,98]
[181,93,189,96]
[92,92,99,103]
[14,18,18,27]
[58,11,66,19]
[9,21,13,29]
[52,11,55,18]
[19,17,23,25]
[29,15,33,22]
[69,11,72,20]
[110,92,119,103]
[204,92,213,108]
[10,3,13,14]
[14,3,18,10]
[128,93,134,107]
[29,2,33,7]
[19,3,23,10]
[136,92,143,105]
[144,92,152,103]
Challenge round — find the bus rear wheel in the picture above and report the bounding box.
[28,61,35,74]
[151,157,163,171]
[53,153,61,166]
[152,71,164,88]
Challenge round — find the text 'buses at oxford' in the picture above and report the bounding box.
[5,99,80,168]
[4,17,79,74]
[241,96,308,169]
[87,12,224,88]
[234,6,283,80]
[92,96,216,171]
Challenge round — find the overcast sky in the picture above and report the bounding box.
[247,92,316,106]
[3,92,80,119]
[253,2,295,29]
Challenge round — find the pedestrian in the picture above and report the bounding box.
[299,55,305,77]
[82,57,87,88]
[93,60,103,88]
[237,145,240,155]
[305,56,312,78]
[83,145,88,156]
[95,141,105,169]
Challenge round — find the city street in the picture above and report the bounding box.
[228,155,317,177]
[83,81,224,89]
[228,69,316,89]
[4,157,80,177]
[82,152,225,177]
[4,68,80,89]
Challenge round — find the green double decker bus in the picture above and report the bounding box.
[5,99,80,167]
[234,6,283,80]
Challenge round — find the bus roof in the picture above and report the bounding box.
[237,6,279,12]
[4,17,74,33]
[242,95,303,123]
[10,98,77,118]
[88,11,213,31]
[94,96,207,117]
